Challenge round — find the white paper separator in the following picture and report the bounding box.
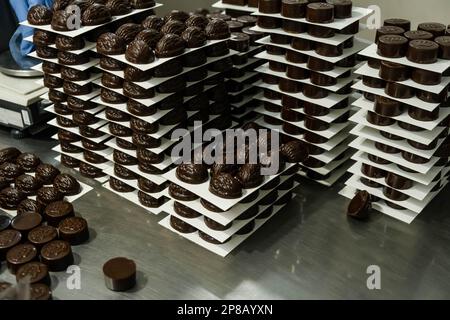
[231,106,255,119]
[297,159,352,187]
[254,116,352,151]
[103,183,165,215]
[358,44,450,74]
[345,173,448,214]
[251,6,373,30]
[234,45,264,57]
[349,137,439,174]
[159,200,292,258]
[355,62,450,95]
[351,151,442,186]
[20,5,162,37]
[256,63,355,93]
[28,51,99,71]
[54,155,110,184]
[255,51,352,78]
[339,185,419,224]
[256,36,369,64]
[250,25,353,46]
[228,71,259,83]
[48,118,111,144]
[212,1,258,13]
[103,165,169,192]
[351,124,443,160]
[97,38,228,72]
[163,162,296,212]
[352,96,450,131]
[350,109,446,145]
[301,150,354,175]
[103,158,168,186]
[231,94,259,108]
[353,80,440,112]
[348,161,440,201]
[253,92,350,123]
[254,105,350,139]
[161,184,298,243]
[255,81,349,109]
[231,57,265,70]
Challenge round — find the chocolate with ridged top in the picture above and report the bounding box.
[53,174,80,196]
[67,96,95,111]
[113,150,137,166]
[44,74,63,89]
[281,0,307,18]
[418,22,446,38]
[55,35,85,51]
[379,61,410,82]
[58,51,90,65]
[205,19,231,40]
[101,88,128,104]
[28,5,53,25]
[182,27,207,48]
[51,10,72,31]
[130,117,158,134]
[109,123,132,137]
[124,66,152,82]
[36,46,57,59]
[64,82,92,97]
[142,15,164,30]
[136,148,164,165]
[35,164,60,186]
[174,201,201,218]
[161,20,185,35]
[97,33,126,55]
[49,90,67,103]
[155,34,185,58]
[165,9,190,23]
[109,177,135,193]
[100,57,125,70]
[170,216,196,233]
[176,163,208,184]
[406,39,439,64]
[130,0,155,9]
[61,67,90,81]
[384,18,410,31]
[138,177,165,193]
[102,72,123,88]
[127,99,156,116]
[123,81,155,99]
[33,30,55,47]
[15,175,41,196]
[52,0,71,11]
[138,191,163,208]
[0,187,26,210]
[79,162,106,178]
[404,30,433,42]
[0,148,21,166]
[106,108,130,122]
[0,162,24,182]
[116,23,144,44]
[186,14,209,29]
[82,3,112,26]
[209,173,242,199]
[306,2,334,23]
[375,26,405,43]
[106,0,132,15]
[132,133,161,148]
[135,29,161,49]
[377,35,408,58]
[435,36,450,59]
[169,183,199,201]
[236,164,264,189]
[16,153,40,172]
[126,39,155,64]
[281,140,308,163]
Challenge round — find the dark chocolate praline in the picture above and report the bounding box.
[81,3,112,26]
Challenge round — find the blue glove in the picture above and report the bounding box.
[8,0,54,69]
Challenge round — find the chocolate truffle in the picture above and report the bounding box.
[205,19,231,40]
[209,173,242,199]
[161,20,185,36]
[130,0,155,9]
[155,34,185,58]
[236,164,264,189]
[435,36,450,59]
[55,35,85,51]
[35,164,60,185]
[0,162,24,182]
[173,201,201,219]
[15,175,41,196]
[109,177,135,193]
[49,89,67,103]
[58,51,90,65]
[0,148,21,165]
[306,2,334,23]
[142,15,164,30]
[377,35,408,58]
[97,33,126,55]
[82,3,112,26]
[175,163,208,185]
[169,183,199,201]
[100,57,125,71]
[103,257,136,291]
[28,5,53,25]
[116,23,144,44]
[106,0,132,15]
[126,39,155,64]
[37,187,64,207]
[186,14,210,29]
[347,190,371,220]
[0,187,26,210]
[15,153,40,172]
[40,240,74,272]
[61,67,90,81]
[33,30,56,46]
[135,29,162,49]
[406,40,439,64]
[102,72,123,89]
[182,27,207,48]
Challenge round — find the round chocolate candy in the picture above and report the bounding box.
[286,50,308,63]
[368,153,391,165]
[303,84,328,99]
[362,76,385,88]
[304,102,329,116]
[375,26,405,44]
[407,138,438,151]
[16,262,50,286]
[291,37,314,51]
[306,2,334,23]
[305,116,329,131]
[384,18,411,31]
[282,20,305,34]
[6,243,38,274]
[307,56,334,71]
[398,121,426,132]
[259,0,282,13]
[379,61,410,82]
[402,151,430,164]
[435,36,450,60]
[281,0,307,18]
[366,111,395,126]
[385,82,415,99]
[406,40,439,64]
[308,24,335,38]
[360,177,382,188]
[417,87,448,103]
[408,106,439,122]
[383,187,409,202]
[315,42,343,57]
[375,141,400,154]
[374,96,404,117]
[361,163,386,179]
[40,240,74,272]
[404,30,433,42]
[377,35,408,58]
[28,225,58,249]
[58,217,89,245]
[418,22,446,38]
[411,68,442,85]
[385,172,413,190]
[367,58,381,69]
[347,190,371,220]
[279,78,300,93]
[11,212,42,237]
[103,257,136,292]
[228,32,250,52]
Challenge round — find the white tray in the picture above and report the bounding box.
[212,1,258,13]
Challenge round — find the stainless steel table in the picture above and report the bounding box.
[0,128,449,300]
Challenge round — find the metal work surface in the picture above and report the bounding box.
[0,128,449,300]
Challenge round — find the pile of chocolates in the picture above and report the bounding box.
[91,10,238,213]
[341,18,450,221]
[248,0,368,185]
[160,122,307,256]
[0,147,90,300]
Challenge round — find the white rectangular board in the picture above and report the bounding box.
[212,1,258,13]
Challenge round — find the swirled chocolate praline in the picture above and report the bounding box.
[44,74,63,89]
[52,0,71,11]
[169,183,199,201]
[28,5,53,25]
[161,20,185,36]
[281,140,309,163]
[51,10,72,31]
[136,148,164,164]
[15,174,41,196]
[134,29,162,49]
[58,51,90,65]
[124,66,152,82]
[101,88,128,104]
[123,81,155,99]
[185,14,209,30]
[106,0,132,15]
[36,46,58,59]
[176,163,208,184]
[79,162,105,178]
[130,0,156,9]
[33,30,56,46]
[141,15,164,31]
[102,72,123,88]
[61,67,90,81]
[55,35,85,51]
[49,89,67,103]
[100,57,125,71]
[97,33,126,55]
[67,96,96,111]
[72,111,97,126]
[236,164,264,189]
[182,27,207,48]
[155,34,185,58]
[41,63,61,75]
[63,81,92,95]
[205,19,231,40]
[165,10,190,23]
[0,147,21,165]
[132,133,161,148]
[16,153,41,172]
[130,117,158,134]
[115,23,144,44]
[209,173,242,199]
[125,40,155,64]
[82,4,112,26]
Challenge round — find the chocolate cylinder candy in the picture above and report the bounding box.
[367,111,395,126]
[377,35,408,58]
[305,116,329,131]
[304,131,328,144]
[360,177,382,188]
[282,95,301,109]
[236,15,258,28]
[16,262,51,286]
[384,18,411,32]
[28,226,58,250]
[385,172,413,190]
[281,0,307,18]
[103,257,136,291]
[263,74,280,84]
[374,96,403,117]
[40,240,73,272]
[58,217,89,245]
[291,38,314,51]
[407,138,438,151]
[375,26,405,44]
[259,0,282,13]
[269,61,286,72]
[281,106,301,122]
[0,230,22,261]
[307,56,334,71]
[264,89,281,100]
[361,163,386,179]
[379,61,410,82]
[417,87,448,103]
[282,20,305,34]
[228,33,250,52]
[435,36,450,59]
[407,40,439,64]
[11,212,42,237]
[271,34,290,44]
[265,102,281,112]
[398,121,425,132]
[242,26,264,45]
[226,21,243,33]
[408,106,439,121]
[368,153,391,165]
[339,21,359,35]
[248,0,258,6]
[286,50,308,63]
[418,22,446,38]
[402,151,430,164]
[411,68,441,85]
[383,187,409,201]
[303,84,328,99]
[308,25,335,38]
[287,65,310,79]
[375,141,400,154]
[368,58,381,69]
[304,101,329,116]
[404,30,434,42]
[310,72,336,86]
[362,76,385,88]
[328,0,352,19]
[283,122,302,135]
[315,42,343,57]
[385,82,415,99]
[306,3,334,23]
[6,244,38,274]
[257,16,281,29]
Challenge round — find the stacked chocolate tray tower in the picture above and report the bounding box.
[245,0,372,186]
[24,0,162,183]
[159,124,306,257]
[340,20,450,223]
[91,12,238,213]
[212,1,267,123]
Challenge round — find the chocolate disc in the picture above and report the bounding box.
[103,257,136,291]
